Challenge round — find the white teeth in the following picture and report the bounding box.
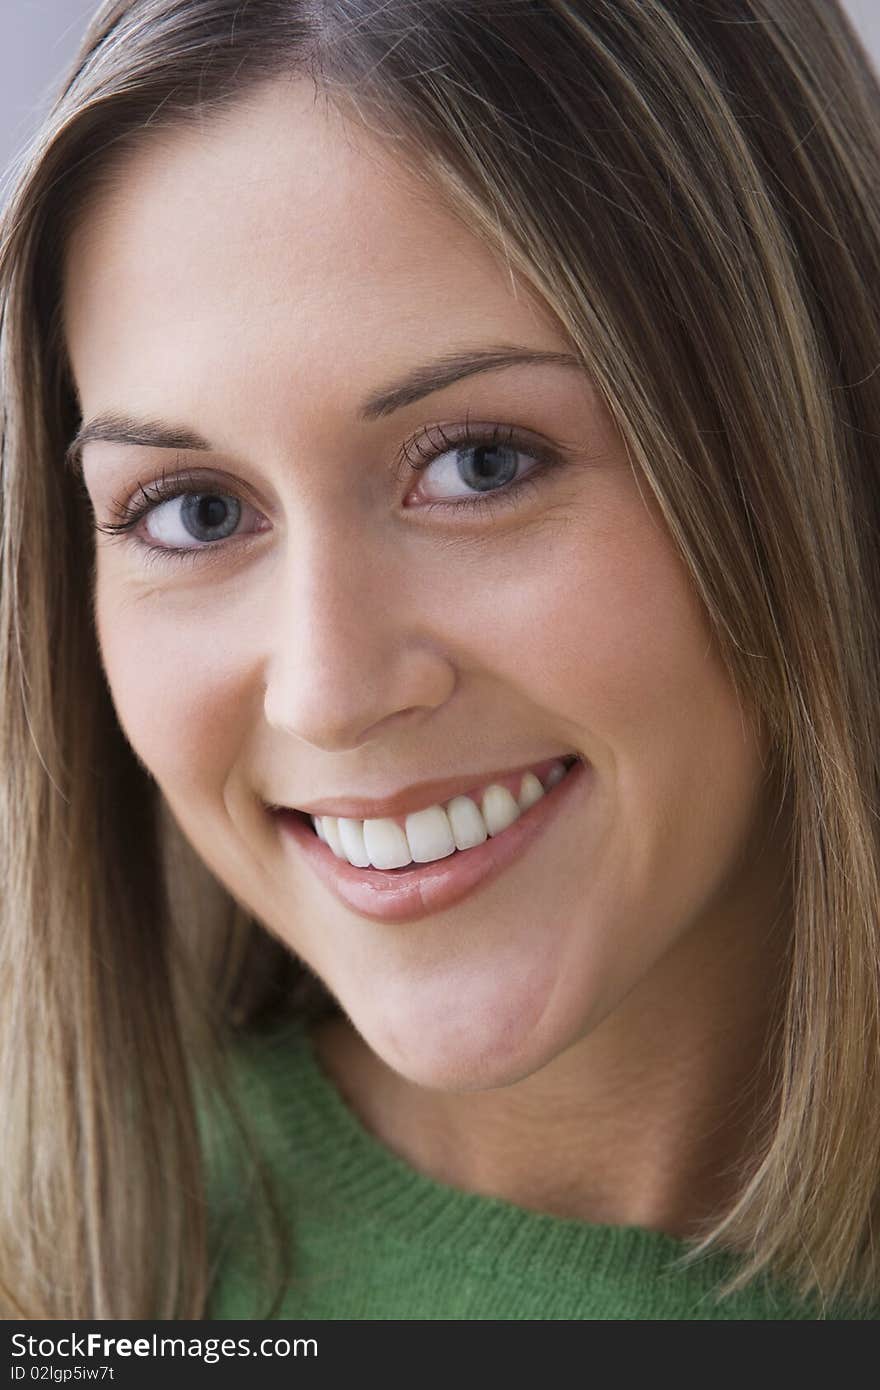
[481,784,521,836]
[446,794,489,851]
[309,757,575,870]
[337,817,371,868]
[362,817,413,871]
[321,816,345,858]
[405,805,456,864]
[518,771,545,811]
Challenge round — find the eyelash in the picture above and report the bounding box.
[94,420,563,571]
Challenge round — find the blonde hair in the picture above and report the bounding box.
[2,0,880,1318]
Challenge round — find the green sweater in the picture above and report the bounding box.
[203,1016,872,1320]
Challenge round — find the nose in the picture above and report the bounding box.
[261,521,456,750]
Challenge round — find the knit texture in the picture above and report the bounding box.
[203,1016,873,1320]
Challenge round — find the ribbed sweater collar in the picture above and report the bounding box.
[234,1014,787,1306]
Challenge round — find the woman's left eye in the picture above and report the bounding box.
[403,422,557,514]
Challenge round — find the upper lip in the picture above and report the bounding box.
[267,753,579,822]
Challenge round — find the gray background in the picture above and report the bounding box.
[1,0,879,205]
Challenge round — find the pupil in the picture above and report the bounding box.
[199,497,227,528]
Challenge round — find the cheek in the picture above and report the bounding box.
[489,493,765,899]
[93,572,247,799]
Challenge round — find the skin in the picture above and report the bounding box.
[64,77,791,1236]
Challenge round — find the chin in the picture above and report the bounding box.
[344,965,578,1093]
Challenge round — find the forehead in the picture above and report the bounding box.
[62,78,565,423]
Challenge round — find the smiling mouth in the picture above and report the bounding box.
[272,753,590,924]
[282,753,581,873]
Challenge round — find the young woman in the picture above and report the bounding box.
[2,0,880,1320]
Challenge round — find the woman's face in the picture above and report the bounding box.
[64,79,786,1091]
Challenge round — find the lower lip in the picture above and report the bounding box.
[271,757,590,924]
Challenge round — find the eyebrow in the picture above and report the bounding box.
[63,345,582,475]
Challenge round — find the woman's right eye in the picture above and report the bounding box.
[139,490,256,549]
[95,471,267,565]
